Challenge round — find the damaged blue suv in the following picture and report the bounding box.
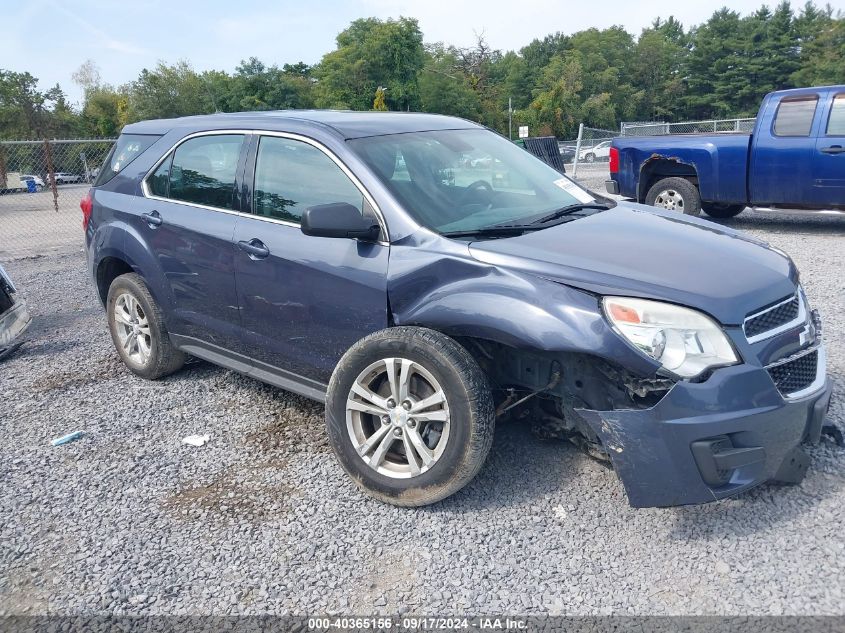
[83,111,831,507]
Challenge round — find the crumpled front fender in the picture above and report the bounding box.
[386,233,661,377]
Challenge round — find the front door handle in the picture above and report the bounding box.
[820,145,845,155]
[142,210,162,227]
[238,238,270,260]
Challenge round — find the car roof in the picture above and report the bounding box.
[122,110,484,140]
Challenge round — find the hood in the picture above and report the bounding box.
[468,204,797,325]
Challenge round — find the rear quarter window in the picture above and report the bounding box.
[94,134,160,186]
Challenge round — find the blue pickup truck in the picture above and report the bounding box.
[606,86,845,217]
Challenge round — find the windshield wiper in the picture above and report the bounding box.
[529,203,610,225]
[441,203,612,239]
[440,224,542,239]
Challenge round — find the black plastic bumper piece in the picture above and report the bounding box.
[772,446,811,484]
[805,387,832,443]
[605,179,620,195]
[691,436,767,487]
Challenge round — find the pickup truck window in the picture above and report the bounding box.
[773,97,818,137]
[826,94,845,135]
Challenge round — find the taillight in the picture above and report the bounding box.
[609,147,620,174]
[80,190,93,230]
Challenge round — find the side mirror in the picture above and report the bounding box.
[301,203,381,241]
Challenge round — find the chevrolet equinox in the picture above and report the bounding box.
[83,111,831,507]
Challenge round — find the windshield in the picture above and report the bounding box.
[349,129,600,235]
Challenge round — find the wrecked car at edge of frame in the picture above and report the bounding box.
[0,264,31,360]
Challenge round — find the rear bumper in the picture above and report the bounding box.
[605,179,620,195]
[577,350,832,508]
[0,299,32,355]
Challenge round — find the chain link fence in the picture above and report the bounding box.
[620,118,756,136]
[566,125,618,182]
[0,139,115,260]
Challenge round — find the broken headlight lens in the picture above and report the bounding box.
[603,297,738,378]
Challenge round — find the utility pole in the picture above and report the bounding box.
[508,97,513,140]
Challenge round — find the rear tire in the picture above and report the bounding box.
[326,326,495,507]
[702,203,745,219]
[645,177,701,216]
[106,273,185,380]
[585,153,596,163]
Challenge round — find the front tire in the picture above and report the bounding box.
[702,203,744,219]
[326,327,495,507]
[645,177,701,216]
[106,273,185,380]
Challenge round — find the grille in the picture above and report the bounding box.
[745,294,800,339]
[768,350,818,396]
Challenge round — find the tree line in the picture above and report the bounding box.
[1,2,843,141]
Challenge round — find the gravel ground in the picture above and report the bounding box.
[0,190,844,616]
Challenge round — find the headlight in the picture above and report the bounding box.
[603,297,738,378]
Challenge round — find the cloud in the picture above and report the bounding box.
[45,0,151,56]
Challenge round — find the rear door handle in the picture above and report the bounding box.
[820,145,845,155]
[142,210,162,227]
[238,238,270,259]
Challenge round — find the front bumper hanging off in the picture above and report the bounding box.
[576,349,832,508]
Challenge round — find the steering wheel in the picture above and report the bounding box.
[459,180,495,205]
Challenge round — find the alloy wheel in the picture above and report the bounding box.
[113,292,152,366]
[346,357,451,479]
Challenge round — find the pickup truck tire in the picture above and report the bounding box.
[702,203,745,219]
[326,326,495,507]
[106,273,185,380]
[645,177,701,216]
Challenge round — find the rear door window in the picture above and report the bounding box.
[826,94,845,136]
[773,97,818,137]
[168,134,245,210]
[94,134,160,185]
[147,155,171,197]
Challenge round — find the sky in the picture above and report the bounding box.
[2,0,843,106]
